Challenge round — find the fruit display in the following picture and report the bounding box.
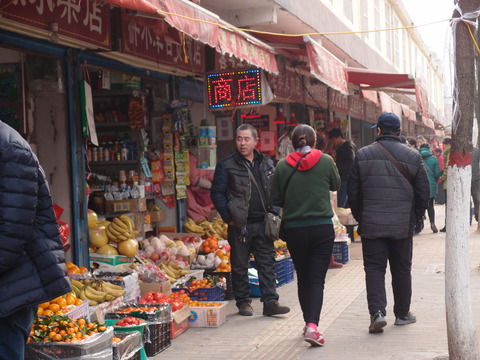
[138,291,189,312]
[184,217,228,239]
[274,239,287,249]
[198,236,219,253]
[70,279,126,306]
[114,317,145,327]
[158,259,189,283]
[194,247,231,272]
[37,293,84,317]
[88,213,140,257]
[28,315,106,343]
[66,262,89,275]
[140,234,196,265]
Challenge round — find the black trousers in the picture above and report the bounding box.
[362,237,413,318]
[228,222,278,307]
[284,224,335,325]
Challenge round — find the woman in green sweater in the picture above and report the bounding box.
[271,124,340,347]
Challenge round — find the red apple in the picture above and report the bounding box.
[150,252,160,261]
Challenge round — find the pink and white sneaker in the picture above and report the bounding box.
[304,324,325,346]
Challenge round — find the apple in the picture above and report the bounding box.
[150,252,160,261]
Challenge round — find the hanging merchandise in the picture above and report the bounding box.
[175,150,189,199]
[128,91,148,130]
[80,63,98,146]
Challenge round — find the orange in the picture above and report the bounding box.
[37,307,44,316]
[56,298,67,309]
[79,266,88,274]
[43,309,54,316]
[38,301,50,309]
[74,299,83,306]
[66,262,76,269]
[68,266,80,274]
[52,295,64,303]
[48,303,61,313]
[66,293,76,306]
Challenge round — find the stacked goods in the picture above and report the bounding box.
[158,259,189,283]
[25,315,113,360]
[65,262,89,276]
[71,279,125,306]
[172,276,225,302]
[138,291,189,312]
[188,301,228,328]
[194,246,231,271]
[273,239,289,258]
[184,217,228,239]
[139,235,196,266]
[89,213,139,257]
[37,293,84,317]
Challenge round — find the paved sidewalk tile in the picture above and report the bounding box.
[155,205,480,360]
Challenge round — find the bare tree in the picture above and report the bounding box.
[446,0,480,358]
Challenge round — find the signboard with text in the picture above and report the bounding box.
[1,0,111,49]
[207,69,262,109]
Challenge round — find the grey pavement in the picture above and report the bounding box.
[155,205,480,359]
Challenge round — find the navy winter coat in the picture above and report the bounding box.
[0,121,71,317]
[347,135,430,240]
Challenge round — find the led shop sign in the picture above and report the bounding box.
[207,69,262,109]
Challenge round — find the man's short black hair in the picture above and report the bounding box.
[328,128,343,139]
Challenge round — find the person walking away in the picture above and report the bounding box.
[433,148,446,205]
[347,113,429,334]
[440,138,451,232]
[328,128,355,208]
[418,144,442,233]
[211,124,290,317]
[0,121,71,359]
[271,125,340,346]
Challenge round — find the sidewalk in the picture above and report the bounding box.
[155,205,480,360]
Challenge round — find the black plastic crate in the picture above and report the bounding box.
[144,322,171,356]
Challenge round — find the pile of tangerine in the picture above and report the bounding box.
[37,293,83,317]
[199,237,219,254]
[66,262,88,275]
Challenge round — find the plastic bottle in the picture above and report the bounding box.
[121,143,129,161]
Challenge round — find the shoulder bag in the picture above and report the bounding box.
[374,142,412,185]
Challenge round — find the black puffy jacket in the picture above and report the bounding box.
[347,135,430,240]
[211,150,275,230]
[0,122,71,317]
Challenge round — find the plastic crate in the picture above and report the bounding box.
[112,331,143,360]
[64,300,90,321]
[250,257,295,287]
[332,241,350,264]
[204,270,234,300]
[172,286,225,301]
[105,303,172,324]
[188,301,228,328]
[25,327,113,360]
[144,322,171,356]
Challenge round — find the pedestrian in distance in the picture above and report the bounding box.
[418,144,442,233]
[433,147,446,205]
[439,137,452,232]
[328,127,355,208]
[210,124,290,317]
[0,121,71,359]
[347,113,429,334]
[271,124,340,346]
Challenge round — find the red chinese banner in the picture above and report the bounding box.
[121,12,204,74]
[365,101,380,124]
[305,36,348,95]
[304,78,328,108]
[267,68,303,103]
[331,91,349,114]
[348,96,365,120]
[1,0,111,49]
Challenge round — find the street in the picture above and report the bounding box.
[157,205,480,360]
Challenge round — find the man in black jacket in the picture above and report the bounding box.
[347,113,429,334]
[0,121,71,359]
[211,124,289,317]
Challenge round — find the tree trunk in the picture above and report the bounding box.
[446,1,479,359]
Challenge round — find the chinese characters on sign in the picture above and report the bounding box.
[4,0,111,49]
[207,69,262,109]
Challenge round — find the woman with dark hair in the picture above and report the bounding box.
[271,124,340,346]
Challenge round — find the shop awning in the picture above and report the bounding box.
[102,0,278,73]
[345,67,429,115]
[253,34,348,94]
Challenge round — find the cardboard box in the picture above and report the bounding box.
[170,306,190,339]
[105,198,147,214]
[145,210,166,223]
[139,280,172,296]
[90,254,134,271]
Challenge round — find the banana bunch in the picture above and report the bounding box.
[158,259,189,283]
[106,215,139,243]
[71,279,126,306]
[274,239,287,249]
[183,217,228,239]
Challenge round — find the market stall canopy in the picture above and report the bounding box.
[345,67,429,116]
[102,0,278,73]
[253,34,348,95]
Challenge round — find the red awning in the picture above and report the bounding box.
[253,34,348,94]
[101,0,278,73]
[345,67,429,115]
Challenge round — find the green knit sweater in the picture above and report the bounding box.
[271,151,340,228]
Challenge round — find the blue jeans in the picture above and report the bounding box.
[0,306,36,360]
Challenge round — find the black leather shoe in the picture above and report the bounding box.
[440,227,446,232]
[263,301,290,316]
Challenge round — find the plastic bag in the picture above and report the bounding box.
[54,204,71,251]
